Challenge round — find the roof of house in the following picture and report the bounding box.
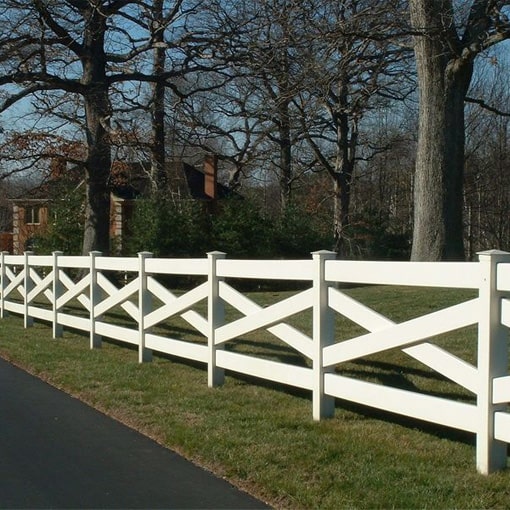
[9,158,235,203]
[182,163,233,200]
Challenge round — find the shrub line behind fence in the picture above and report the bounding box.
[1,249,510,474]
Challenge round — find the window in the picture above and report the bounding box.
[24,206,41,225]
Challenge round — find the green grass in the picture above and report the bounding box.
[1,284,510,509]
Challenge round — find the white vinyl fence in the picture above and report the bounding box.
[1,249,510,474]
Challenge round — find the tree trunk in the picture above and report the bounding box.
[410,0,473,261]
[278,99,292,213]
[81,8,112,256]
[332,172,352,257]
[331,98,356,258]
[151,0,167,193]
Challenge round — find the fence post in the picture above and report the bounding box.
[138,251,153,363]
[312,250,336,421]
[23,251,34,328]
[477,250,510,474]
[89,251,102,349]
[0,251,7,319]
[52,251,64,338]
[208,251,225,387]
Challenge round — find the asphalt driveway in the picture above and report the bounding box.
[0,357,269,509]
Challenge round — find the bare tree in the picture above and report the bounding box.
[173,0,414,249]
[173,75,271,191]
[297,0,413,256]
[0,0,206,254]
[182,0,311,213]
[464,56,510,258]
[409,0,510,260]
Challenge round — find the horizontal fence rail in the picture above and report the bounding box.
[1,249,510,474]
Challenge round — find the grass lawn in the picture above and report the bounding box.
[1,284,510,509]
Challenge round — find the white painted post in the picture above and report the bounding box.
[52,251,64,338]
[0,251,7,319]
[208,251,226,387]
[312,250,336,420]
[477,250,510,474]
[138,251,153,363]
[89,251,102,349]
[23,251,34,328]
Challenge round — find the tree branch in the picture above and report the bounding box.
[33,0,83,57]
[0,75,84,113]
[465,96,510,116]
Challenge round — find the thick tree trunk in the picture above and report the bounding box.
[411,72,471,260]
[410,0,473,261]
[332,100,355,258]
[81,8,112,256]
[82,89,111,256]
[332,172,352,257]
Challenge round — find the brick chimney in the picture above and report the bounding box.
[203,153,218,200]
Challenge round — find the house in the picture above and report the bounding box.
[0,232,13,253]
[8,154,231,255]
[10,198,50,253]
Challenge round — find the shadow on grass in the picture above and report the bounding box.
[337,399,477,447]
[340,359,475,403]
[222,365,478,448]
[226,338,309,366]
[350,358,447,382]
[26,307,481,454]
